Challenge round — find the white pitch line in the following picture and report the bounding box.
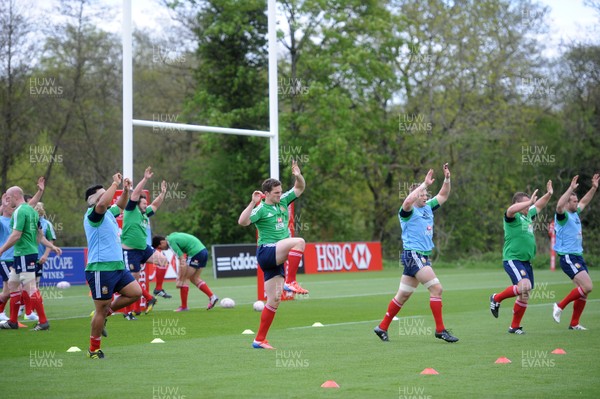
[286,299,600,330]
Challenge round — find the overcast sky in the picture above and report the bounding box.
[31,0,600,57]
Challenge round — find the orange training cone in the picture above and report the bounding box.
[18,322,27,328]
[321,380,340,388]
[420,368,439,375]
[495,357,512,364]
[551,348,567,355]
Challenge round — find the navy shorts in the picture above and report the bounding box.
[35,261,44,278]
[187,249,208,269]
[257,244,285,282]
[14,254,38,274]
[86,269,136,300]
[559,254,588,280]
[503,260,535,289]
[401,250,432,277]
[123,246,155,273]
[0,260,12,282]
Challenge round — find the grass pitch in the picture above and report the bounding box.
[0,265,598,398]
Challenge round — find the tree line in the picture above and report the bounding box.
[1,0,599,260]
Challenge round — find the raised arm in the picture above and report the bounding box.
[556,176,578,214]
[534,180,553,213]
[238,191,264,226]
[131,166,153,202]
[95,173,123,215]
[507,190,538,218]
[291,161,305,198]
[434,163,451,206]
[150,180,167,212]
[115,178,131,210]
[578,173,599,212]
[28,176,45,207]
[402,169,434,212]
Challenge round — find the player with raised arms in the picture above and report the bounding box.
[552,174,598,330]
[490,180,553,334]
[238,161,306,349]
[374,164,458,343]
[84,173,142,358]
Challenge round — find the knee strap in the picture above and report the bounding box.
[423,278,440,289]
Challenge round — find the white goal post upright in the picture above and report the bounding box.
[122,0,280,180]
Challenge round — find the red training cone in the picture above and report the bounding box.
[321,380,340,388]
[495,357,512,364]
[551,348,567,355]
[420,368,439,375]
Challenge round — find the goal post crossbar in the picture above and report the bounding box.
[132,119,273,138]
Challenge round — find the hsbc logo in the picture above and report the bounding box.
[352,244,371,270]
[315,243,373,272]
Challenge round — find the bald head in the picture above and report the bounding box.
[5,186,25,208]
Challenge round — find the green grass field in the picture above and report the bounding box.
[1,266,598,399]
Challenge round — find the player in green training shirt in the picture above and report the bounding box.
[161,232,218,311]
[489,180,553,334]
[238,161,306,349]
[0,185,61,331]
[121,166,168,318]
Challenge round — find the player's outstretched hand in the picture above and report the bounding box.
[252,190,264,205]
[424,169,434,186]
[530,189,539,204]
[144,166,153,180]
[592,174,599,189]
[546,180,553,196]
[113,173,123,185]
[443,163,451,179]
[292,160,301,177]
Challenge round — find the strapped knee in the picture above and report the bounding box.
[399,282,416,293]
[423,278,440,289]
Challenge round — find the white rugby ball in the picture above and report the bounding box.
[220,298,235,308]
[253,300,265,312]
[56,281,71,289]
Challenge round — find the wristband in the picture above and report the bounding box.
[444,177,450,183]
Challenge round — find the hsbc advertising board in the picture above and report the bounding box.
[303,242,382,273]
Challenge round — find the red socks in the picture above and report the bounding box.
[285,250,303,284]
[558,286,585,310]
[180,285,189,309]
[197,280,213,298]
[141,286,153,301]
[571,298,587,327]
[90,336,101,352]
[494,285,519,303]
[379,298,402,331]
[22,290,33,315]
[429,296,445,333]
[0,298,6,313]
[155,266,167,291]
[31,291,48,324]
[511,300,528,329]
[9,291,21,323]
[255,304,277,342]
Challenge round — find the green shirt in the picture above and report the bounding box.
[11,203,40,257]
[503,206,537,261]
[250,189,297,245]
[121,202,154,250]
[166,232,206,257]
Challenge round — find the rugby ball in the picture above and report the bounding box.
[253,300,265,312]
[220,298,235,308]
[56,281,71,289]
